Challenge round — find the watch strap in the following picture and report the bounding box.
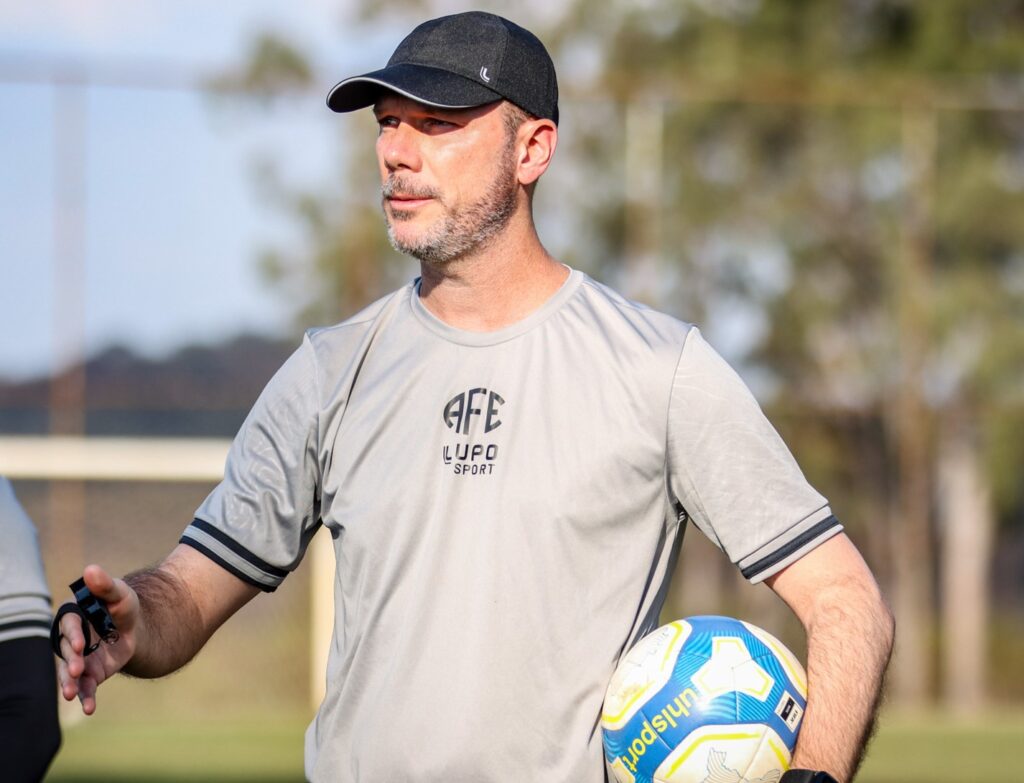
[780,771,839,783]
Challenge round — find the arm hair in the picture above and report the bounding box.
[120,545,259,678]
[794,570,894,780]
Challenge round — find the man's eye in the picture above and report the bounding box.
[424,118,454,129]
[376,117,398,130]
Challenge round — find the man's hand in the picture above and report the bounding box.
[55,545,261,716]
[56,564,140,715]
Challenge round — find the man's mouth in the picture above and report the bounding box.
[387,194,433,209]
[383,179,439,210]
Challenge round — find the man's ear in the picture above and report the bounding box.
[516,119,558,186]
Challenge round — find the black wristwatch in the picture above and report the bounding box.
[780,771,839,783]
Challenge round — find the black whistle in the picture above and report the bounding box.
[70,577,119,645]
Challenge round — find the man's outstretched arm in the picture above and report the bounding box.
[57,543,260,714]
[766,533,895,782]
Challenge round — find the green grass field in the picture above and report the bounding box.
[47,716,307,783]
[46,710,1024,782]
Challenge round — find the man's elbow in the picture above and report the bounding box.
[875,586,896,661]
[852,569,895,665]
[817,564,895,663]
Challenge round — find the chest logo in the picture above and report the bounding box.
[443,388,504,434]
[442,387,505,476]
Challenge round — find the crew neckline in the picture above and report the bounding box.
[409,267,582,347]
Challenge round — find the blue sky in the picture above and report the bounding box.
[0,1,402,381]
[0,1,776,387]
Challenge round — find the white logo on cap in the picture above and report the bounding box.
[480,67,491,83]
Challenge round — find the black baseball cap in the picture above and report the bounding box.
[327,11,559,125]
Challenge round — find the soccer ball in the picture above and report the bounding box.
[602,616,807,783]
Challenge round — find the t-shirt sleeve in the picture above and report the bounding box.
[0,478,52,643]
[666,328,842,583]
[181,334,322,592]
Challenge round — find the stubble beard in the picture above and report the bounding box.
[382,144,519,266]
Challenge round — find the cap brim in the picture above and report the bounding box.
[327,63,502,113]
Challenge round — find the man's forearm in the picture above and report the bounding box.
[790,572,895,781]
[121,564,207,678]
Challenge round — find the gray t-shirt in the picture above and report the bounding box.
[0,478,52,644]
[182,270,839,782]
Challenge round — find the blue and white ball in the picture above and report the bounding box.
[602,616,807,783]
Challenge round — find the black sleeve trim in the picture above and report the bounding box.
[740,515,842,580]
[0,619,52,634]
[189,519,290,579]
[178,538,278,593]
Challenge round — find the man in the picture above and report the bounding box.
[55,12,893,783]
[1,477,61,782]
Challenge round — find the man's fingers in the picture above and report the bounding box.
[80,564,137,634]
[58,660,79,702]
[56,619,88,700]
[82,564,122,603]
[59,634,83,677]
[78,673,98,715]
[57,647,108,714]
[57,610,89,679]
[59,611,87,654]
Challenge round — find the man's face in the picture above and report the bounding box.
[373,95,520,265]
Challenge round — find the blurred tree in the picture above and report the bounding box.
[206,32,411,326]
[540,0,1024,710]
[250,149,409,327]
[207,33,314,100]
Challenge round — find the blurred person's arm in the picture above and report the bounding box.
[1,477,63,778]
[766,533,895,783]
[57,544,259,714]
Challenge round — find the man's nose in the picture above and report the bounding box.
[379,123,422,172]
